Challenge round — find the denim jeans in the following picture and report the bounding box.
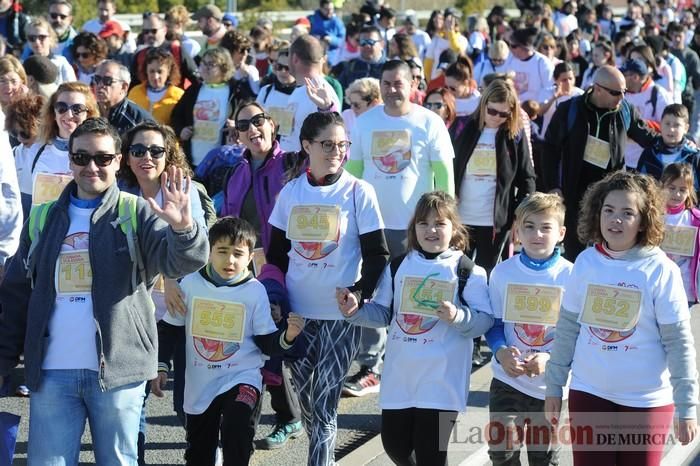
[28,369,146,466]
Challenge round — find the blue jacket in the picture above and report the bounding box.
[310,10,345,51]
[636,136,700,190]
[0,182,209,391]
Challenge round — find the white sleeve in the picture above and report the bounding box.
[0,131,21,261]
[252,285,278,335]
[349,115,366,162]
[371,264,393,308]
[353,180,385,234]
[462,265,493,315]
[488,263,505,319]
[428,115,455,162]
[246,65,261,95]
[561,259,584,315]
[653,260,691,325]
[268,183,291,231]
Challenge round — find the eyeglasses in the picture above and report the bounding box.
[50,12,68,20]
[349,100,367,109]
[142,28,159,35]
[70,152,118,167]
[424,102,444,110]
[75,52,92,59]
[200,60,219,69]
[91,75,122,87]
[312,140,351,154]
[359,38,379,47]
[237,47,250,54]
[0,78,20,86]
[54,102,88,115]
[491,59,505,66]
[486,106,510,118]
[129,143,167,159]
[596,83,626,97]
[28,34,49,42]
[235,113,269,131]
[275,63,290,72]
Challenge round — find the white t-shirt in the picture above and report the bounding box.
[50,54,77,84]
[268,170,384,320]
[279,79,340,153]
[662,209,697,303]
[370,249,491,411]
[13,143,34,195]
[506,52,555,103]
[624,83,673,167]
[563,247,690,408]
[409,29,432,60]
[488,254,574,400]
[234,64,260,95]
[191,84,230,167]
[43,202,99,370]
[82,18,136,52]
[256,85,295,138]
[458,127,497,226]
[170,272,277,415]
[350,104,455,230]
[425,34,469,78]
[540,88,584,138]
[454,91,481,117]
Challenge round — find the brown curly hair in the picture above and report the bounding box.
[406,191,469,252]
[4,94,45,141]
[137,47,182,88]
[71,32,109,62]
[577,170,665,247]
[119,120,193,188]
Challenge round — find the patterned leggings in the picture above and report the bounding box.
[289,318,361,466]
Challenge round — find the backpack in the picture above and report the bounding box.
[190,179,217,229]
[194,144,245,197]
[389,253,474,309]
[566,96,632,134]
[26,192,145,291]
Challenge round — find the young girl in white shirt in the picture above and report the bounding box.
[337,191,494,466]
[660,163,700,305]
[545,170,698,466]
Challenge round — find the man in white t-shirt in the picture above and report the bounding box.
[506,27,554,104]
[402,10,430,61]
[81,0,135,53]
[343,59,455,396]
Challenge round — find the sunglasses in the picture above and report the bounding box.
[75,52,92,59]
[200,60,219,69]
[92,75,122,87]
[129,143,167,159]
[70,152,118,167]
[142,28,159,35]
[275,63,290,72]
[50,12,68,20]
[54,102,88,115]
[349,100,367,109]
[28,34,48,42]
[312,139,351,154]
[235,113,269,132]
[359,38,379,47]
[596,83,626,97]
[424,102,444,110]
[486,106,510,118]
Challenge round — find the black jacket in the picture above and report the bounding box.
[108,98,153,135]
[452,116,536,232]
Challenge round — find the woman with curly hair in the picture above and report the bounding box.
[70,32,109,85]
[220,29,260,96]
[127,48,184,126]
[545,170,698,466]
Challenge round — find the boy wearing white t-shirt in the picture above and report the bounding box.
[486,193,573,465]
[151,217,304,466]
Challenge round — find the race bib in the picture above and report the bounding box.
[287,205,341,242]
[252,247,266,276]
[579,284,642,331]
[370,130,412,174]
[466,148,497,176]
[503,283,562,325]
[267,106,294,136]
[193,120,220,142]
[33,173,73,205]
[399,275,457,317]
[662,225,697,257]
[583,135,611,169]
[191,297,246,343]
[57,250,92,294]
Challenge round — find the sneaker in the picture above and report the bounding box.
[15,385,29,397]
[472,344,488,367]
[342,366,380,397]
[257,421,303,450]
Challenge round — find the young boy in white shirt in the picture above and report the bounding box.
[485,193,574,465]
[151,217,304,465]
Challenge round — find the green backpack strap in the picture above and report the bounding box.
[112,192,145,291]
[26,201,57,286]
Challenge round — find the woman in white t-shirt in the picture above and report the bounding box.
[24,17,76,85]
[341,77,381,137]
[267,112,389,466]
[444,55,481,118]
[545,171,698,466]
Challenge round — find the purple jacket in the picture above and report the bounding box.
[221,141,292,252]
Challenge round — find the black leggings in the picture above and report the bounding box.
[381,407,458,466]
[465,225,510,275]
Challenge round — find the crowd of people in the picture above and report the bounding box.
[0,0,699,465]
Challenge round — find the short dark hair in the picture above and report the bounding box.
[381,59,411,80]
[289,34,324,65]
[667,21,685,35]
[209,216,256,252]
[661,103,690,123]
[69,117,121,154]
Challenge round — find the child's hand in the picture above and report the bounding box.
[436,300,459,323]
[544,396,562,426]
[336,287,359,317]
[496,346,526,377]
[675,418,698,445]
[284,313,305,342]
[150,372,168,398]
[523,352,550,378]
[164,278,187,317]
[270,303,282,323]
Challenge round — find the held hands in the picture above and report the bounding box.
[522,352,550,378]
[675,418,698,445]
[336,287,359,317]
[284,313,305,342]
[150,372,168,397]
[496,346,526,377]
[436,300,459,323]
[305,77,333,110]
[544,396,562,426]
[147,166,193,232]
[164,278,187,317]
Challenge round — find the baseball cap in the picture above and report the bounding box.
[437,48,458,70]
[444,7,462,19]
[98,20,124,39]
[620,58,649,76]
[404,10,418,26]
[222,13,238,27]
[295,17,311,28]
[191,5,223,21]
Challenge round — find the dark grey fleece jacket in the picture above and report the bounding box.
[0,181,209,391]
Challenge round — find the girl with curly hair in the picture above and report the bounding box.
[70,32,108,85]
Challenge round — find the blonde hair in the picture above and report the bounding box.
[489,40,509,60]
[0,55,27,84]
[345,77,381,105]
[474,79,521,139]
[27,17,58,50]
[165,5,190,26]
[40,81,99,143]
[660,163,698,209]
[202,47,235,82]
[514,192,566,230]
[406,191,469,252]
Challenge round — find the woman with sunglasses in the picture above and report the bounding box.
[70,32,109,85]
[423,9,468,81]
[452,79,535,274]
[444,55,481,117]
[29,82,100,207]
[341,77,381,136]
[423,87,457,128]
[257,49,297,140]
[221,30,260,96]
[474,40,509,87]
[537,34,561,66]
[24,17,76,85]
[267,112,388,466]
[127,48,184,126]
[581,40,615,90]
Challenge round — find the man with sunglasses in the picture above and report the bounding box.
[92,60,152,134]
[543,65,656,260]
[504,26,554,104]
[0,117,209,464]
[336,25,385,93]
[48,0,77,58]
